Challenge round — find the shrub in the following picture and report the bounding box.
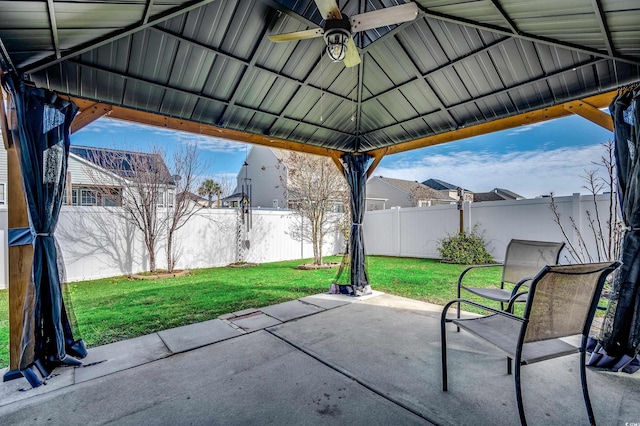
[437,228,493,265]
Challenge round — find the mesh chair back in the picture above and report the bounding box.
[523,262,615,343]
[502,240,564,286]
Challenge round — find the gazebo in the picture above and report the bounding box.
[1,0,639,386]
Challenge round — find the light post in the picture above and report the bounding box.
[457,187,464,235]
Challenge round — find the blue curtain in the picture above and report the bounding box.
[331,153,372,296]
[588,86,640,374]
[3,76,86,387]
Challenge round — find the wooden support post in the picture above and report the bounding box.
[6,145,31,375]
[1,86,32,377]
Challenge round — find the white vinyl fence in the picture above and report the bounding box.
[0,207,344,287]
[364,193,616,263]
[0,193,617,288]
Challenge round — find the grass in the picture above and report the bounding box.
[0,256,504,369]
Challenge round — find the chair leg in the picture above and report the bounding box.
[507,357,512,375]
[441,315,449,392]
[514,360,527,426]
[580,349,596,425]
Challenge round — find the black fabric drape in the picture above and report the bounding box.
[331,153,372,296]
[602,87,640,358]
[587,86,640,374]
[3,76,86,387]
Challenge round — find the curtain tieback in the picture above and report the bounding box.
[35,233,53,238]
[352,222,362,226]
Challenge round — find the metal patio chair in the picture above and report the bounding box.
[441,261,620,426]
[456,239,565,319]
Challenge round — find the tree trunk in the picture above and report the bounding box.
[166,231,174,273]
[148,247,156,273]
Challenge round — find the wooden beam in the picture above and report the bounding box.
[330,153,344,176]
[366,91,616,157]
[1,86,12,149]
[70,102,113,134]
[67,99,346,159]
[563,100,613,131]
[366,149,386,179]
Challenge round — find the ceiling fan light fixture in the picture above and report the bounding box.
[324,28,350,62]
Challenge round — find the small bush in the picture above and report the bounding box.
[437,228,493,265]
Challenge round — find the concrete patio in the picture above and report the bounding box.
[0,292,638,425]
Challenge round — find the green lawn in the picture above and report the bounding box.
[0,256,503,368]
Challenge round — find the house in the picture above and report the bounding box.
[66,146,176,207]
[0,142,176,208]
[230,145,346,211]
[366,176,455,210]
[232,147,287,209]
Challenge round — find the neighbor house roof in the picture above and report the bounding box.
[473,188,524,202]
[422,179,465,192]
[70,146,175,185]
[373,176,454,201]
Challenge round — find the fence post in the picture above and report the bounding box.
[393,207,401,256]
[463,201,472,234]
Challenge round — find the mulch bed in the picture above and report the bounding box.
[130,270,191,280]
[296,262,341,270]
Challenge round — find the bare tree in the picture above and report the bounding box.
[281,151,348,265]
[79,144,202,273]
[549,140,624,263]
[166,142,206,272]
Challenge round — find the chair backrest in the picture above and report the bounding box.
[522,262,620,343]
[502,239,565,285]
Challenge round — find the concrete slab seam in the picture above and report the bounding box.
[264,328,436,425]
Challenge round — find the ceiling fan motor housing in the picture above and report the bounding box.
[323,15,352,62]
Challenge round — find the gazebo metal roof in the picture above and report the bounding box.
[1,0,639,158]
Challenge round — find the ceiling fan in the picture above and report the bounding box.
[268,0,419,67]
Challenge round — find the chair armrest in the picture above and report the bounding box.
[457,263,504,290]
[506,291,529,312]
[509,276,534,298]
[442,298,526,323]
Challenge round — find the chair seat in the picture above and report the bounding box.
[464,287,527,303]
[451,314,579,364]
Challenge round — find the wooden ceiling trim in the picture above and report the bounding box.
[68,97,345,158]
[563,100,613,131]
[367,90,617,157]
[71,102,113,134]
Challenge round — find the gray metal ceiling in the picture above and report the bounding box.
[1,0,639,154]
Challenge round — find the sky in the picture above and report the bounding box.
[71,113,615,199]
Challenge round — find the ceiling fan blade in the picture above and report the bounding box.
[343,36,361,68]
[313,0,342,20]
[268,28,324,42]
[350,2,418,33]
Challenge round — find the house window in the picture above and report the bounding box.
[80,188,97,206]
[167,190,175,208]
[0,183,6,205]
[72,188,78,205]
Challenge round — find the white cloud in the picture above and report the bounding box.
[375,144,611,198]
